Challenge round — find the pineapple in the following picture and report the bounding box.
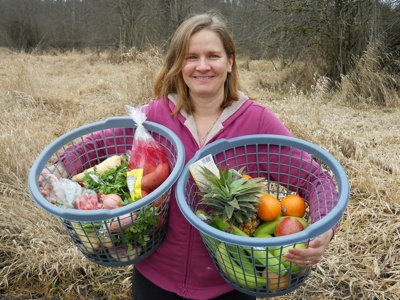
[198,165,265,236]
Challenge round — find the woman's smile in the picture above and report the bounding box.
[192,75,215,81]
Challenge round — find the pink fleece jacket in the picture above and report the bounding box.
[60,94,337,299]
[134,95,337,299]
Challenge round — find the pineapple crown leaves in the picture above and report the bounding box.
[197,165,265,225]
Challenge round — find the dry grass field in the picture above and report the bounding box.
[0,47,399,299]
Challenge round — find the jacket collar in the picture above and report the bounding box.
[168,92,249,145]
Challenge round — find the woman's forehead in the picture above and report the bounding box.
[187,30,224,51]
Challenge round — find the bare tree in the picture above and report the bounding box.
[0,0,397,76]
[0,0,44,51]
[251,0,397,83]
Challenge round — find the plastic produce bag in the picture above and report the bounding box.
[125,105,170,200]
[45,175,99,209]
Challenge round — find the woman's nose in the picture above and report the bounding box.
[196,58,210,71]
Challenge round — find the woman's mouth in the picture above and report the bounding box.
[193,76,214,80]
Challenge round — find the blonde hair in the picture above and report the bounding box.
[153,13,239,115]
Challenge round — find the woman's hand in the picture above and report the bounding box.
[283,229,334,267]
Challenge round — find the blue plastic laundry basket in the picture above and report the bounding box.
[176,135,350,297]
[28,116,185,267]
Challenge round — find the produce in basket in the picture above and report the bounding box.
[280,194,307,218]
[74,192,103,210]
[109,246,142,262]
[197,208,303,292]
[197,165,265,236]
[193,161,313,292]
[215,242,263,290]
[72,222,102,253]
[71,206,161,255]
[71,222,113,253]
[106,207,160,248]
[272,244,307,274]
[209,217,286,276]
[108,213,138,232]
[68,153,167,256]
[195,163,311,239]
[274,216,306,237]
[47,175,100,209]
[214,240,290,292]
[253,218,282,237]
[257,194,282,222]
[71,155,126,182]
[125,105,170,199]
[98,193,123,210]
[45,156,133,210]
[80,156,132,205]
[261,268,290,292]
[253,215,308,237]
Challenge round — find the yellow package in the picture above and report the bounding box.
[127,169,144,201]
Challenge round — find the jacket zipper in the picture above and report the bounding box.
[182,224,194,297]
[180,125,223,297]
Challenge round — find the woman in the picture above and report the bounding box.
[40,12,335,300]
[131,13,334,299]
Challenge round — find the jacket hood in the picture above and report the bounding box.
[167,92,249,145]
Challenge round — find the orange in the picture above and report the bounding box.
[281,194,306,217]
[257,194,282,221]
[242,174,252,179]
[262,269,290,292]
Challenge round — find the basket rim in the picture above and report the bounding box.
[28,116,185,221]
[175,134,350,246]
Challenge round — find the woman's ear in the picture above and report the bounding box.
[227,56,233,73]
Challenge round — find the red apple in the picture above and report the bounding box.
[274,216,304,237]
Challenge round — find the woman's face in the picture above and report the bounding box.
[182,29,233,101]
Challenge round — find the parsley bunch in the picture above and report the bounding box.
[82,159,132,204]
[114,207,159,247]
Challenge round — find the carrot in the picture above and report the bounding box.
[141,162,170,192]
[153,191,168,208]
[72,155,125,182]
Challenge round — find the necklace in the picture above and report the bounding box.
[198,128,212,145]
[196,111,222,147]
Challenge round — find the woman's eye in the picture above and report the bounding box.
[187,55,197,61]
[209,54,220,59]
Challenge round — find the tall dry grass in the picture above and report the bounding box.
[340,41,400,107]
[0,47,399,299]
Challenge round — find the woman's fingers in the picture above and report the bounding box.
[283,229,334,266]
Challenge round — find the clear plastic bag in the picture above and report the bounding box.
[125,105,170,200]
[46,174,98,209]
